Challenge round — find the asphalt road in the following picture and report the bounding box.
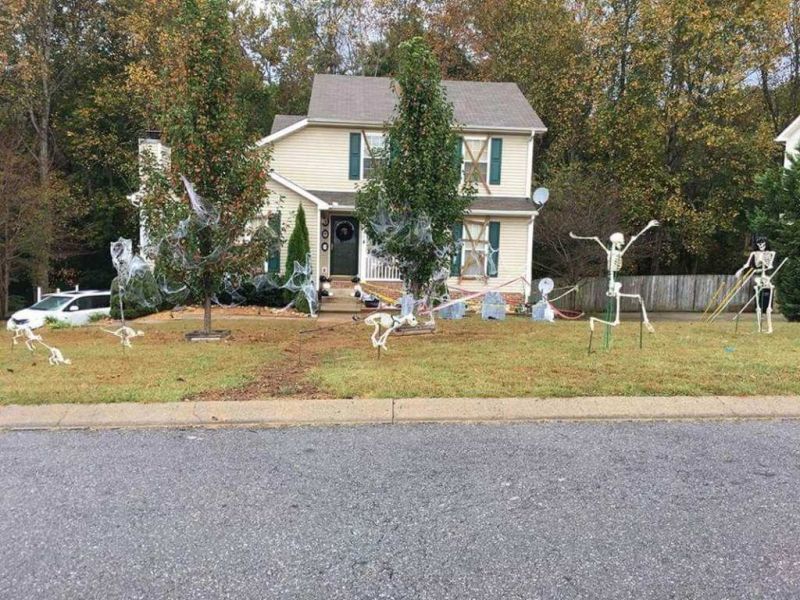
[1,421,798,600]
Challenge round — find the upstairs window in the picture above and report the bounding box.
[362,133,386,179]
[462,138,489,185]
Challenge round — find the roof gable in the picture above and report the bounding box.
[776,114,800,143]
[271,114,306,135]
[307,74,546,131]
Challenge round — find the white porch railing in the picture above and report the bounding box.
[363,252,402,281]
[361,233,402,281]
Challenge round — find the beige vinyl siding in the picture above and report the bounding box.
[480,134,529,197]
[448,216,530,296]
[267,125,532,198]
[268,126,378,192]
[262,180,320,276]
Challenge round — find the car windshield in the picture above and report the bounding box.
[29,295,73,311]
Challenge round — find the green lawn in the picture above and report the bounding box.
[308,317,800,398]
[0,319,292,405]
[1,315,799,404]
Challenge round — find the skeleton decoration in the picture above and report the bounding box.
[532,278,556,322]
[103,325,145,348]
[363,312,418,351]
[439,298,466,320]
[481,291,506,320]
[732,236,789,334]
[10,323,71,366]
[109,237,159,347]
[570,220,659,349]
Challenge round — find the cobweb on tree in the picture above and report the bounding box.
[366,202,460,323]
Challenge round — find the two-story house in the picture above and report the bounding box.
[259,74,547,302]
[777,114,800,167]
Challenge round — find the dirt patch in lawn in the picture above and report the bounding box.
[191,316,364,401]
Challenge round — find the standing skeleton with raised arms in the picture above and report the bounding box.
[570,220,660,335]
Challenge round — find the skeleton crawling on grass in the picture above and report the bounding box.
[363,312,418,351]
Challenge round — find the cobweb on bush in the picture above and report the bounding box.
[108,237,157,347]
[281,253,318,316]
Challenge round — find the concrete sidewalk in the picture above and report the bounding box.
[1,396,799,430]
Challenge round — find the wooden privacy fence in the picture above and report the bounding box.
[536,274,755,313]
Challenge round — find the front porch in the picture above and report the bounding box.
[318,211,402,282]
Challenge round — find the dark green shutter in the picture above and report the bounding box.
[488,221,500,277]
[450,222,463,276]
[267,212,281,273]
[489,138,503,184]
[349,132,361,180]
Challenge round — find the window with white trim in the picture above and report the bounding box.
[362,133,386,179]
[462,138,489,185]
[461,221,490,278]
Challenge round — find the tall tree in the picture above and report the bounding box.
[139,0,274,335]
[0,0,102,288]
[356,37,472,302]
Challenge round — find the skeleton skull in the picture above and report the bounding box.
[609,232,625,247]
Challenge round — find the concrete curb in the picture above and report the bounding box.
[1,396,799,431]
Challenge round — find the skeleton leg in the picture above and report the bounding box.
[589,294,621,331]
[370,321,382,348]
[619,293,655,333]
[755,287,763,334]
[377,322,400,351]
[766,287,774,334]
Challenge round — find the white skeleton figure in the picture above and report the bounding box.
[10,324,70,365]
[735,237,779,334]
[104,325,145,348]
[46,346,72,366]
[10,324,43,351]
[569,220,659,333]
[363,312,418,351]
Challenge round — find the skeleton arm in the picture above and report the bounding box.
[621,220,660,255]
[569,232,609,255]
[735,252,756,279]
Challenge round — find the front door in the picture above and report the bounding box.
[330,216,359,276]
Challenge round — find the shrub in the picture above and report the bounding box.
[283,205,312,313]
[109,270,163,320]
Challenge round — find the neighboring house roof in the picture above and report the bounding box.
[308,74,546,132]
[271,114,306,135]
[307,190,537,215]
[776,114,800,143]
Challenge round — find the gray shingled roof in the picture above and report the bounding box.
[271,114,306,135]
[308,190,537,213]
[307,74,545,131]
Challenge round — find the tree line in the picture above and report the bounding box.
[1,0,799,316]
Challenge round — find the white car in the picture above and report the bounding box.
[6,290,111,330]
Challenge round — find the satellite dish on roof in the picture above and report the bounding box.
[532,187,549,206]
[538,277,554,296]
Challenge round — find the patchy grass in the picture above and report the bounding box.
[1,315,799,404]
[304,317,800,398]
[0,319,298,405]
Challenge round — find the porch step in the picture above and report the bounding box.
[319,295,362,313]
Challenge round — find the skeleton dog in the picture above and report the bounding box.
[363,312,418,351]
